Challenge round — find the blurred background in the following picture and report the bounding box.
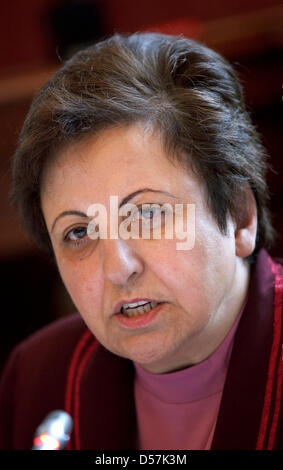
[0,0,282,372]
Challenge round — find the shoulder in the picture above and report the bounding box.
[6,313,87,370]
[0,313,92,449]
[0,312,90,393]
[17,312,88,356]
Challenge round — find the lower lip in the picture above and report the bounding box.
[114,303,164,329]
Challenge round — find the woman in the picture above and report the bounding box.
[0,33,282,450]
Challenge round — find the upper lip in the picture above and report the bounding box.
[113,298,160,315]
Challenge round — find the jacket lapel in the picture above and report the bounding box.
[211,249,276,449]
[79,343,137,449]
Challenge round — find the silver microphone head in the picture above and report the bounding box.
[32,410,73,450]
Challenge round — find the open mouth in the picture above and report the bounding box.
[115,301,164,329]
[121,301,159,318]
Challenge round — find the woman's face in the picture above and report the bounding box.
[41,125,253,373]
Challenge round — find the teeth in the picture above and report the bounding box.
[123,300,149,309]
[122,301,158,317]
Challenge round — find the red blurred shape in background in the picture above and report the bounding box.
[143,17,203,38]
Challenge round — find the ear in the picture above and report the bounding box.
[235,186,258,258]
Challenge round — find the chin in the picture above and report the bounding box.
[118,335,169,367]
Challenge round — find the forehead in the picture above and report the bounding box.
[41,124,206,211]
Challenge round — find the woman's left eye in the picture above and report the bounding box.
[138,207,160,219]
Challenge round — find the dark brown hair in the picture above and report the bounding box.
[10,32,275,261]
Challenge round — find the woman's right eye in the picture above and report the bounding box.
[64,226,88,245]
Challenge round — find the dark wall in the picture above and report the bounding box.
[1,0,283,69]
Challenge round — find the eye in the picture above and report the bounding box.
[130,205,167,233]
[138,206,161,220]
[64,226,88,245]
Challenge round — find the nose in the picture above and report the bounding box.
[102,238,144,286]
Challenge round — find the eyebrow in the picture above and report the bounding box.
[118,188,177,208]
[51,210,88,233]
[51,188,177,232]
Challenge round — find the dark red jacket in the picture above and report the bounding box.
[0,249,282,450]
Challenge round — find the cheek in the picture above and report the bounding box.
[158,246,230,317]
[150,248,204,315]
[56,259,103,315]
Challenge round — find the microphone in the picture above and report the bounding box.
[32,410,73,450]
